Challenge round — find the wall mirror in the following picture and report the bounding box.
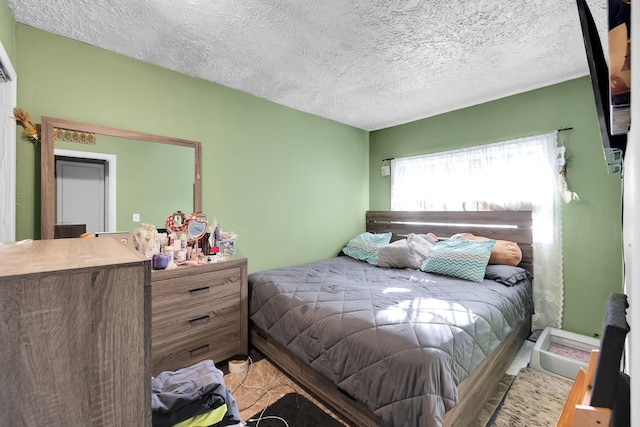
[40,117,202,239]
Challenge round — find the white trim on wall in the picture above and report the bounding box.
[54,148,117,233]
[0,40,17,243]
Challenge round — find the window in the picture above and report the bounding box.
[391,132,563,329]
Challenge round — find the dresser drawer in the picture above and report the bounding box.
[151,327,242,376]
[151,292,240,348]
[150,258,248,376]
[152,267,241,313]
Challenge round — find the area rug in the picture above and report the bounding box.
[488,367,574,427]
[247,393,345,427]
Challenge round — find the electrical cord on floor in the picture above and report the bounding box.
[247,414,290,426]
[230,356,296,426]
[238,383,297,413]
[233,357,297,412]
[230,356,253,396]
[243,383,290,427]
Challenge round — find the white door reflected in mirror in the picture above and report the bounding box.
[56,158,107,235]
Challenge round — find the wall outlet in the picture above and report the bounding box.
[132,213,140,222]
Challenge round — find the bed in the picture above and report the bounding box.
[249,211,534,427]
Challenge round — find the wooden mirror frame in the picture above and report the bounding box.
[40,117,202,240]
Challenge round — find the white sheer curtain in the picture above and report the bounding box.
[391,132,563,330]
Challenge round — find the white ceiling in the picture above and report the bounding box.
[7,0,607,131]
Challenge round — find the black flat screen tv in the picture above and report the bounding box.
[576,0,628,174]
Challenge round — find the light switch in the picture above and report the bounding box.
[132,213,140,222]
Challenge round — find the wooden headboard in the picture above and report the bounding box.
[366,210,533,272]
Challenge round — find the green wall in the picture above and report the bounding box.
[11,15,621,336]
[14,25,369,273]
[0,0,14,61]
[55,135,194,232]
[370,77,624,337]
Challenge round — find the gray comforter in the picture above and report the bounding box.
[249,256,533,427]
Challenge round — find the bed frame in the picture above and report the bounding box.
[251,210,534,426]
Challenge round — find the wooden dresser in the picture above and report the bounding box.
[0,238,151,427]
[150,257,248,375]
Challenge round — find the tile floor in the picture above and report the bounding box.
[223,352,350,425]
[507,339,535,375]
[223,339,536,426]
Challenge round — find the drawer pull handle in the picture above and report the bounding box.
[189,286,210,294]
[189,315,210,325]
[189,344,209,357]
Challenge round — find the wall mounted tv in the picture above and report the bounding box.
[576,0,628,174]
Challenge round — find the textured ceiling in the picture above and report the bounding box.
[7,0,607,131]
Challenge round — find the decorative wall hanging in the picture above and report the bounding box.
[557,128,579,204]
[13,108,39,142]
[53,127,97,145]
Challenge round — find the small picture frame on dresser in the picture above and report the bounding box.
[216,238,236,256]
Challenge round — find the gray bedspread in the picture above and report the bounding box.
[249,256,533,427]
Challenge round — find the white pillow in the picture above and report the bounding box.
[407,233,435,266]
[378,239,418,269]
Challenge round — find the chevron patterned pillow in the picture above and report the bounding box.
[421,239,496,282]
[342,232,392,265]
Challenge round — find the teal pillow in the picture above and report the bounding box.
[342,232,392,265]
[421,239,495,282]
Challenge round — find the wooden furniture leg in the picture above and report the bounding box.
[556,350,612,427]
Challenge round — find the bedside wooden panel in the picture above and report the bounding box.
[150,258,248,375]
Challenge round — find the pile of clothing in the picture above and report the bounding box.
[152,359,242,427]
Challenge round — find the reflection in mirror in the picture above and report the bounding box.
[185,212,208,240]
[54,136,194,234]
[55,149,116,235]
[41,117,202,239]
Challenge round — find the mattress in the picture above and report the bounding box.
[249,256,533,427]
